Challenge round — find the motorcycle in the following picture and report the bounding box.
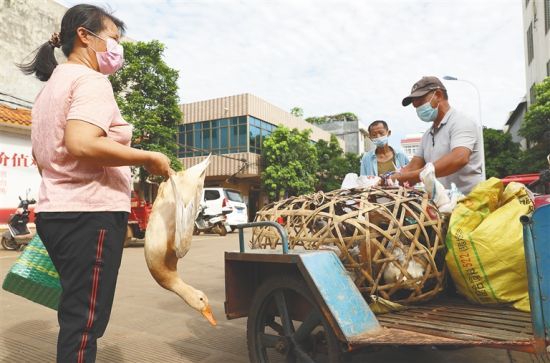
[1,193,36,251]
[194,203,233,236]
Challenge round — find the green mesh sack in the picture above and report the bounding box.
[2,235,61,310]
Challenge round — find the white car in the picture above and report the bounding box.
[202,188,248,230]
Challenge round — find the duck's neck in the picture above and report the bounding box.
[169,278,199,307]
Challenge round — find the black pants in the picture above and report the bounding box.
[36,212,128,363]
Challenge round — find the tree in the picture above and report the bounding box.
[110,40,183,188]
[261,126,318,201]
[305,112,359,125]
[483,128,522,178]
[315,135,361,191]
[290,107,304,118]
[518,77,550,172]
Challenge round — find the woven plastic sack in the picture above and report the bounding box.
[2,234,61,310]
[445,178,533,312]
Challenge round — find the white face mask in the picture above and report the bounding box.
[371,135,388,148]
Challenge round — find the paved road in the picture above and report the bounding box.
[0,231,547,362]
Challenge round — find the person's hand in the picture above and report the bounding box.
[144,152,174,179]
[387,173,400,187]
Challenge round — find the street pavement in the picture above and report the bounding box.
[0,231,548,363]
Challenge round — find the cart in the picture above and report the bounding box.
[225,203,550,362]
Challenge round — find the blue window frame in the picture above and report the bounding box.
[178,115,273,157]
[248,116,275,154]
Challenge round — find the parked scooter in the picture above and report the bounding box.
[1,193,36,251]
[194,203,232,236]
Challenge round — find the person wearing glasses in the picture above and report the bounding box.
[360,120,409,179]
[393,76,483,194]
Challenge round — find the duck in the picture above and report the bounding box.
[382,244,425,284]
[144,156,217,326]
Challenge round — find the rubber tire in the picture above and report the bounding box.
[1,235,17,250]
[215,224,227,237]
[131,224,145,239]
[246,275,344,363]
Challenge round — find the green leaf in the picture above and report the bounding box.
[110,40,183,190]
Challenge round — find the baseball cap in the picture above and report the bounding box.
[402,76,446,106]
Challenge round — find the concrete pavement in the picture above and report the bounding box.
[0,231,548,362]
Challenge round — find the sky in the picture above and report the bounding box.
[58,0,527,144]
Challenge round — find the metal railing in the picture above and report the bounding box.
[235,221,289,254]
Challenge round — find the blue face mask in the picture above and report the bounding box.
[372,135,388,148]
[416,92,439,122]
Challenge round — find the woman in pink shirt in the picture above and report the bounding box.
[20,4,172,362]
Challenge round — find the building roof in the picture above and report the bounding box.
[401,138,421,144]
[504,98,527,127]
[401,133,423,144]
[0,104,31,128]
[180,93,342,147]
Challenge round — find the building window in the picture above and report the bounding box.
[547,60,550,76]
[545,0,550,33]
[530,83,537,104]
[527,23,534,64]
[249,116,276,154]
[402,144,419,158]
[177,116,248,157]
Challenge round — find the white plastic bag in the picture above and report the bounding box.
[341,173,381,189]
[419,163,463,214]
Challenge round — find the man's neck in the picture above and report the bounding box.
[433,103,451,128]
[375,145,392,156]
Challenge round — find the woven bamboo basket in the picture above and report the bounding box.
[251,187,447,305]
[2,235,61,310]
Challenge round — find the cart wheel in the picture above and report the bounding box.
[1,235,17,250]
[214,224,227,236]
[247,275,345,363]
[193,227,201,235]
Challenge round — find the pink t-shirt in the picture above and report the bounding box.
[31,63,132,213]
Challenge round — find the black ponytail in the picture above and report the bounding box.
[18,4,125,82]
[18,41,59,82]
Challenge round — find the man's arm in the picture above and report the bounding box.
[395,147,470,185]
[400,156,425,173]
[432,147,471,177]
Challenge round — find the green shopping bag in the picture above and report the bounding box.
[2,234,61,310]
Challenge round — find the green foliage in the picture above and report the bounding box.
[261,126,318,201]
[518,77,550,172]
[305,112,359,125]
[344,152,361,175]
[290,107,304,118]
[483,128,522,178]
[316,135,360,191]
[110,40,183,183]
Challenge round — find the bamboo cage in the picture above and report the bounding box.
[251,187,447,305]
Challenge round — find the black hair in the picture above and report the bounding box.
[18,4,125,82]
[368,120,388,134]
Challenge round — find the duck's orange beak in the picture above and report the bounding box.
[201,305,217,326]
